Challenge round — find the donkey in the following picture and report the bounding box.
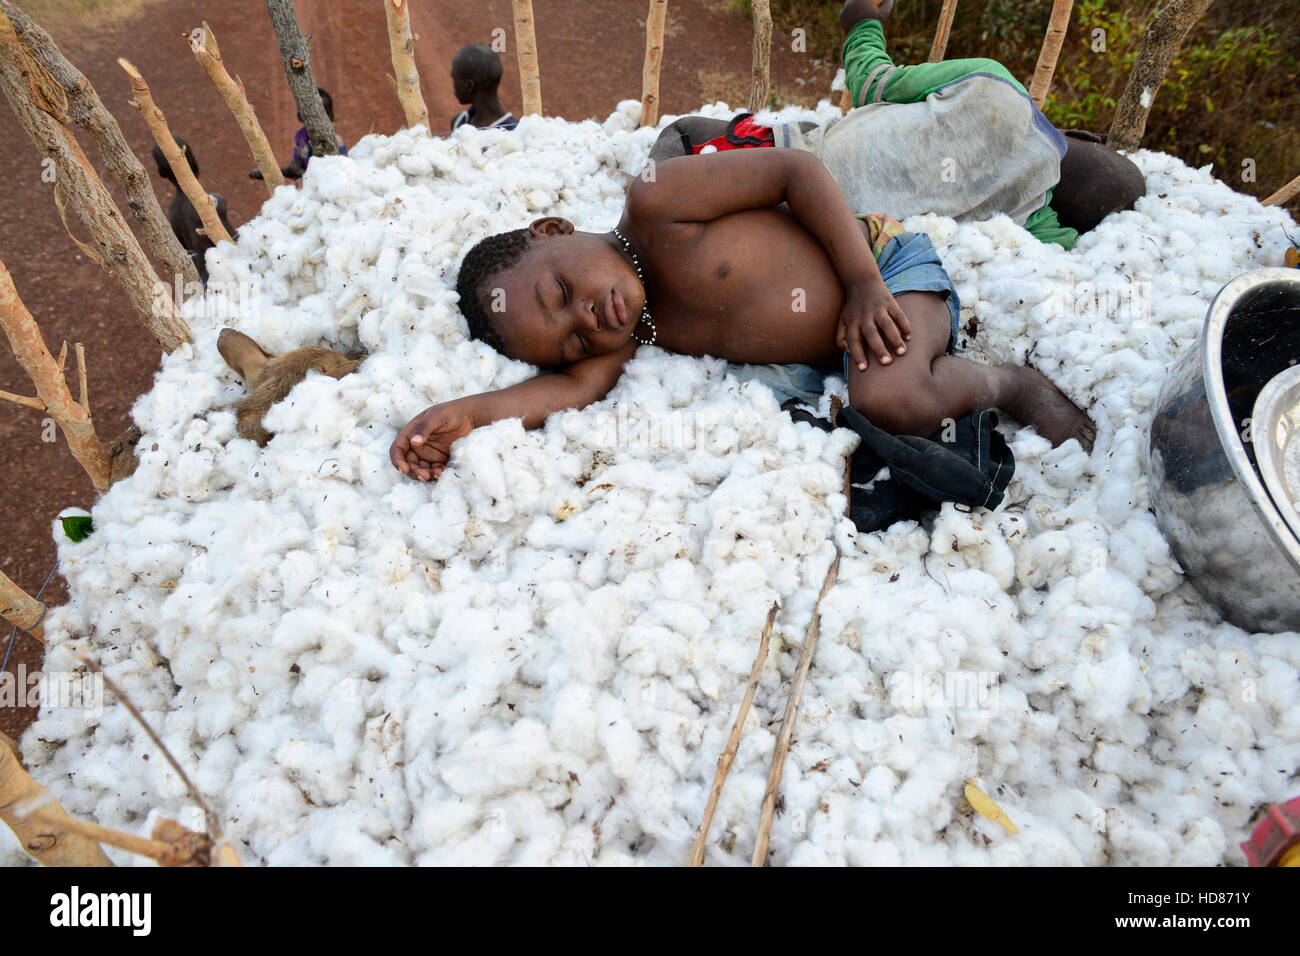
[217,328,361,445]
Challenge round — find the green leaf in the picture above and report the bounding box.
[60,515,94,542]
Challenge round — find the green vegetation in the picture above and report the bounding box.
[736,0,1299,211]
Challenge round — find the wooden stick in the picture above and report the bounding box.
[751,549,840,866]
[214,842,245,866]
[383,0,429,131]
[928,0,959,62]
[188,21,286,193]
[0,569,44,642]
[1107,0,1214,151]
[119,58,233,246]
[1263,171,1300,207]
[0,744,112,866]
[748,0,772,113]
[74,342,88,413]
[0,259,110,490]
[265,0,338,158]
[838,86,852,114]
[25,805,174,862]
[23,806,218,866]
[0,54,190,351]
[511,0,542,116]
[0,2,200,287]
[689,603,778,866]
[0,387,45,411]
[640,0,668,127]
[0,729,18,758]
[1028,0,1073,109]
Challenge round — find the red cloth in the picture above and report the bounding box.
[691,115,775,153]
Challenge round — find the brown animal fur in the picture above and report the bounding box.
[217,328,360,445]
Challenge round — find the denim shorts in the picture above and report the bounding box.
[728,231,961,407]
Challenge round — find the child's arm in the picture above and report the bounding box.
[390,342,635,480]
[629,147,910,369]
[840,2,1026,106]
[249,158,305,181]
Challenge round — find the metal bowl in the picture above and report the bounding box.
[1147,268,1300,634]
[1251,364,1300,542]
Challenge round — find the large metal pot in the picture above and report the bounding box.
[1147,268,1300,634]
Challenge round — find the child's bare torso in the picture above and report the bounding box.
[629,206,865,366]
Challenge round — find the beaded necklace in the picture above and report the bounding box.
[611,227,656,346]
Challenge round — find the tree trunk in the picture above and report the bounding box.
[1028,0,1074,109]
[0,258,111,490]
[748,0,772,113]
[188,21,286,193]
[0,2,200,288]
[0,55,190,351]
[120,58,233,246]
[1108,0,1215,150]
[640,0,668,127]
[384,0,428,131]
[264,0,338,158]
[510,0,542,116]
[928,0,958,62]
[0,745,113,866]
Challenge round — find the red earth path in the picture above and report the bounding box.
[0,0,833,738]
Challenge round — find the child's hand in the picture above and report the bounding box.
[840,0,894,31]
[838,279,911,370]
[389,402,475,481]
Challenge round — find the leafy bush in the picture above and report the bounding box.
[743,0,1298,210]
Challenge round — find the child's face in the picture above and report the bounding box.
[488,219,645,368]
[451,67,473,103]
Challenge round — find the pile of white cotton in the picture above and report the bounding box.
[6,98,1299,866]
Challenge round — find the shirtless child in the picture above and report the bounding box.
[391,146,1093,481]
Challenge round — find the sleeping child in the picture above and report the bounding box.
[389,144,1095,482]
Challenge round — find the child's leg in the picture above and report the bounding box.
[847,291,1096,450]
[843,18,1026,107]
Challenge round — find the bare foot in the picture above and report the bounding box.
[1002,366,1096,452]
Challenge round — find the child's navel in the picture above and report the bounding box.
[717,262,731,278]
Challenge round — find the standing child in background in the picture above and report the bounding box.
[153,136,236,285]
[250,87,348,183]
[449,44,518,132]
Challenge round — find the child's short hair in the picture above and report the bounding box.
[456,228,532,354]
[452,44,503,92]
[152,135,198,185]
